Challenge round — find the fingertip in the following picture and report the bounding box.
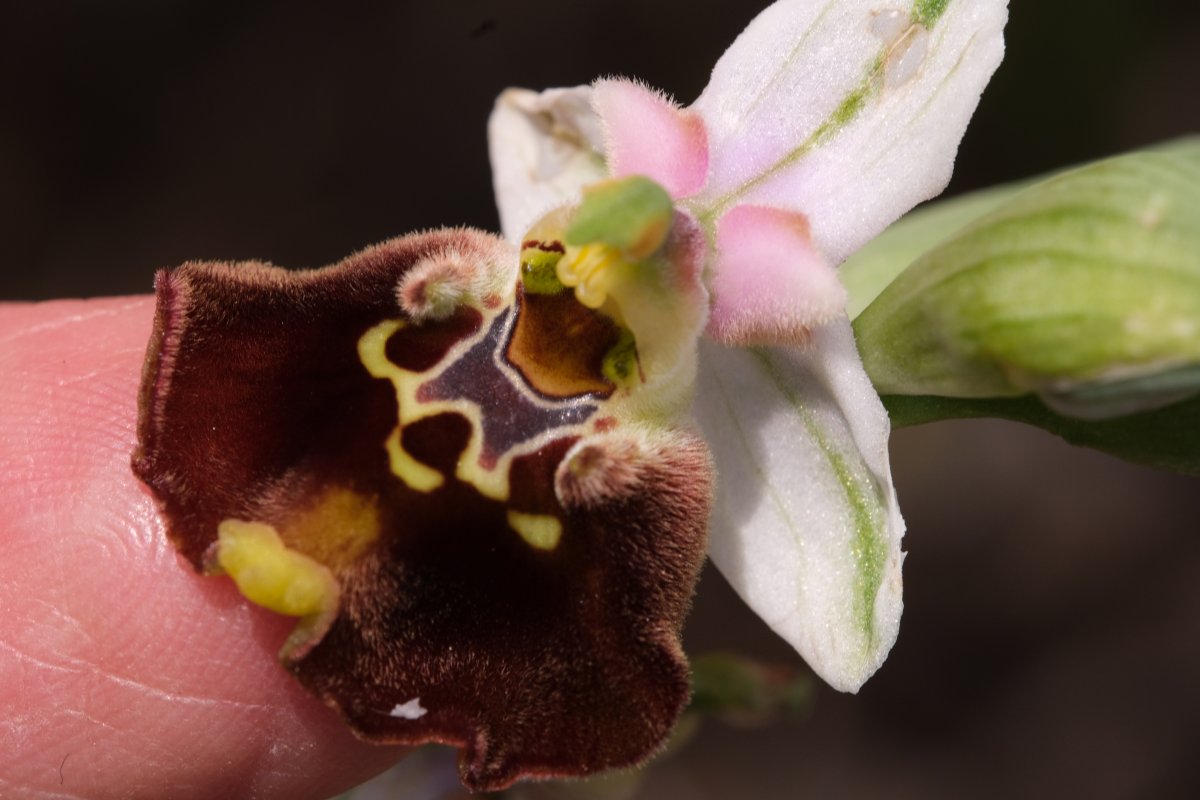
[0,297,404,799]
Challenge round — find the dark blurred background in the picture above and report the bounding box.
[3,2,1198,798]
[3,0,1198,300]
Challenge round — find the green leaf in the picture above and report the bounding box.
[689,652,813,723]
[883,393,1200,476]
[853,138,1200,416]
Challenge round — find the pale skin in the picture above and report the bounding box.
[0,298,406,800]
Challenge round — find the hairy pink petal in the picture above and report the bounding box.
[592,78,708,199]
[707,205,845,346]
[690,0,1009,265]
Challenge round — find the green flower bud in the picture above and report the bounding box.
[853,138,1200,419]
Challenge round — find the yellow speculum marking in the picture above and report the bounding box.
[507,511,563,551]
[359,320,445,494]
[216,520,337,618]
[358,314,597,504]
[385,432,445,493]
[283,486,382,572]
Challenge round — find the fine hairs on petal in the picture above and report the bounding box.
[397,236,517,322]
[397,254,476,321]
[592,78,709,200]
[555,428,711,511]
[555,435,646,509]
[707,204,846,347]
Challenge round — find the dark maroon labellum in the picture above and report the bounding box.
[133,229,712,791]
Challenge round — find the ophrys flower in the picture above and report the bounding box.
[490,0,1008,692]
[132,0,1007,792]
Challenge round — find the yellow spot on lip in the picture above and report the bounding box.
[507,511,563,551]
[216,520,337,618]
[283,486,383,571]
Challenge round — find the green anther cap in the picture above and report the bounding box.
[565,176,675,259]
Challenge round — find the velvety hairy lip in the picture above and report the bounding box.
[133,228,713,791]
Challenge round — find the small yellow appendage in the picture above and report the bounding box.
[216,520,336,618]
[556,243,623,310]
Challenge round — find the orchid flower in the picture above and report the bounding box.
[131,0,1008,793]
[490,0,1008,693]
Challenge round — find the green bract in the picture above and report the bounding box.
[882,392,1200,477]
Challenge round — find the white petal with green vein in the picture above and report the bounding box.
[693,319,904,693]
[690,0,1008,265]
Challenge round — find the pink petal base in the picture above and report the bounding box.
[592,78,708,199]
[707,205,846,347]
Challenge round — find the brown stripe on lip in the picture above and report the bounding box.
[521,239,566,253]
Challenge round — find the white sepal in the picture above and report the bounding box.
[487,86,607,242]
[690,0,1008,265]
[693,318,905,692]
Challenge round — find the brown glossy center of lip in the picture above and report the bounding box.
[506,283,621,400]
